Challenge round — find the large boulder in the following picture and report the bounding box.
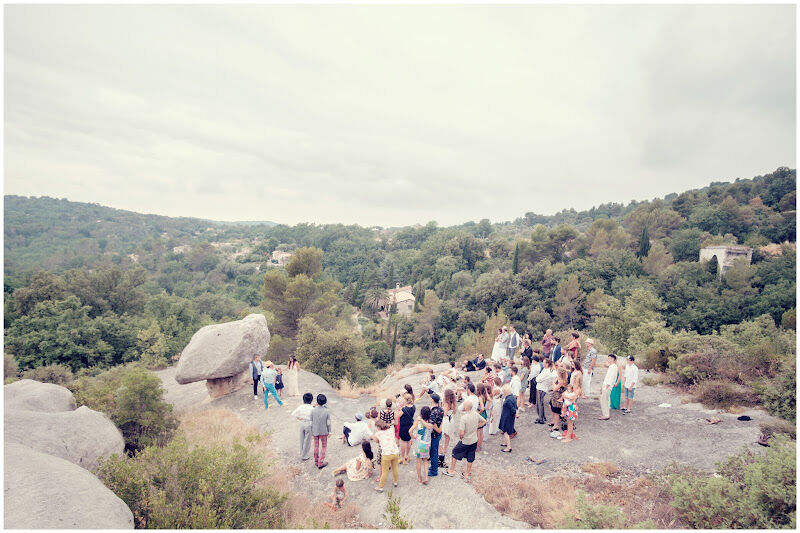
[4,443,134,529]
[4,378,77,412]
[5,406,125,470]
[175,314,270,398]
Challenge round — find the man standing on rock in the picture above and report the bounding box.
[312,394,331,469]
[260,361,283,410]
[428,393,444,477]
[443,399,485,482]
[292,393,314,460]
[250,354,264,400]
[598,354,618,420]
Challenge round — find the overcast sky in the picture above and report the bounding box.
[4,4,796,227]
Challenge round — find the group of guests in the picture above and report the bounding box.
[249,354,301,409]
[263,328,641,510]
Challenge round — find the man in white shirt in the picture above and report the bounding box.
[291,392,315,460]
[598,354,619,420]
[526,356,543,408]
[510,366,521,397]
[622,355,639,414]
[534,359,557,424]
[458,383,480,414]
[342,412,373,446]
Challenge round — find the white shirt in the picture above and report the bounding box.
[510,375,521,396]
[344,420,373,446]
[536,368,556,392]
[459,393,480,413]
[528,362,542,383]
[603,364,619,388]
[624,364,639,389]
[291,403,313,422]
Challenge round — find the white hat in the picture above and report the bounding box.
[586,338,594,345]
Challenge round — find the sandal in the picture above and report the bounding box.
[502,448,512,453]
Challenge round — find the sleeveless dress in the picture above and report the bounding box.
[413,424,431,459]
[284,363,300,397]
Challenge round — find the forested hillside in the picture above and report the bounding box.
[4,167,796,421]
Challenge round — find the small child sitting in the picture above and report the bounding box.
[324,478,347,510]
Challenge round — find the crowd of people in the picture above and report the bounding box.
[247,328,639,506]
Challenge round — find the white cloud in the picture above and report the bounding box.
[4,4,795,226]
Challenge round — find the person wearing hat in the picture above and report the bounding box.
[427,392,444,477]
[259,360,283,410]
[581,338,598,399]
[342,411,372,446]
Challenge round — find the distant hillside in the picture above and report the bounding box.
[3,195,274,274]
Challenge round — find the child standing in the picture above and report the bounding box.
[373,419,400,492]
[410,406,433,485]
[275,368,284,399]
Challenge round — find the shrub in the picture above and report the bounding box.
[4,352,18,380]
[20,363,74,386]
[559,491,626,529]
[71,364,177,453]
[756,359,796,422]
[295,317,372,387]
[781,308,795,330]
[669,437,796,528]
[668,345,744,385]
[366,340,392,368]
[97,435,286,529]
[383,491,412,529]
[760,419,796,441]
[581,462,620,477]
[693,380,759,409]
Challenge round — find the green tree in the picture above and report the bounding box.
[642,241,673,276]
[136,321,170,370]
[294,317,371,387]
[512,243,520,274]
[638,226,651,258]
[554,274,585,329]
[285,247,323,278]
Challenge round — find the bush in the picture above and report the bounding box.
[781,308,795,330]
[383,491,412,529]
[366,340,392,368]
[560,491,626,529]
[20,363,74,386]
[295,317,372,387]
[760,419,796,441]
[668,345,744,385]
[97,436,286,529]
[71,364,177,453]
[693,380,759,409]
[4,353,18,380]
[669,437,796,528]
[756,360,796,422]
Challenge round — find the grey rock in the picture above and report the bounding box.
[175,313,270,384]
[4,443,134,529]
[4,379,76,413]
[5,405,125,471]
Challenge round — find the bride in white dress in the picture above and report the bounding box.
[491,328,507,362]
[284,356,300,397]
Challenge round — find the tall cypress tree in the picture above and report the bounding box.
[390,323,398,363]
[512,243,520,274]
[638,226,651,258]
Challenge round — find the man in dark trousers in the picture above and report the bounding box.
[427,393,444,477]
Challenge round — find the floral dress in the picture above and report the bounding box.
[413,423,431,459]
[345,451,374,481]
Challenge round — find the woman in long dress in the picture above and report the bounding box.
[284,356,300,397]
[491,329,506,362]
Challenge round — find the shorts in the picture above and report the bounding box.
[550,402,562,414]
[625,387,635,399]
[452,441,477,463]
[399,425,413,442]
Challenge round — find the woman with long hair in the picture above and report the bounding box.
[440,388,457,462]
[332,440,375,481]
[475,383,489,449]
[284,355,300,397]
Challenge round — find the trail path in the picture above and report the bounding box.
[156,366,774,529]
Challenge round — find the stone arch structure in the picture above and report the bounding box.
[699,245,753,276]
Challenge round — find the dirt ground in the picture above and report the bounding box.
[156,365,774,529]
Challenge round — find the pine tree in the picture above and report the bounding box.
[387,263,395,289]
[390,323,398,363]
[512,243,520,274]
[638,226,651,258]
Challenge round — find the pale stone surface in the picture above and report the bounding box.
[4,443,134,529]
[205,370,251,399]
[4,378,76,413]
[5,405,125,470]
[175,314,270,385]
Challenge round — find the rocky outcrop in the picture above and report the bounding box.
[3,380,132,529]
[5,406,125,470]
[4,378,77,412]
[175,314,270,399]
[4,443,134,529]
